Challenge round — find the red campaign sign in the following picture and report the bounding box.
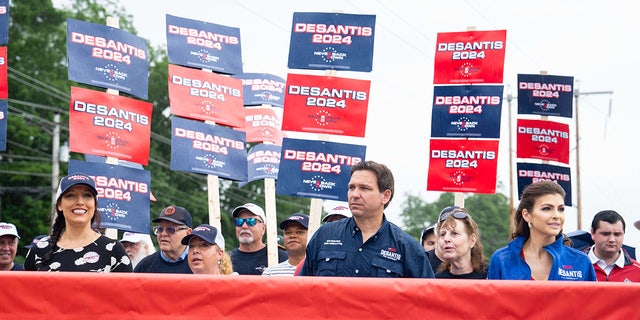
[168,64,244,128]
[69,86,152,165]
[242,107,284,145]
[281,73,370,137]
[0,46,6,99]
[516,118,570,164]
[433,30,507,84]
[427,139,499,193]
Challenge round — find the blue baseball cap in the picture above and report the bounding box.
[181,224,224,249]
[57,173,98,200]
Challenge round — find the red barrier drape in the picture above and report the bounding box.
[1,272,638,319]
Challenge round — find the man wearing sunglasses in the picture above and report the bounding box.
[299,161,434,278]
[229,203,288,275]
[134,205,193,273]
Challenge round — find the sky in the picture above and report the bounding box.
[55,0,640,249]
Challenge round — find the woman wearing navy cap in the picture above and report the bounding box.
[24,173,132,272]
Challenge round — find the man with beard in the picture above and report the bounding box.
[120,232,156,269]
[229,203,287,275]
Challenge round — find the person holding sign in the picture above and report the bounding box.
[299,161,434,278]
[181,224,234,275]
[134,205,193,274]
[24,174,131,272]
[434,207,487,279]
[488,181,596,281]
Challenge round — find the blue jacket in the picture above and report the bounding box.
[488,235,596,281]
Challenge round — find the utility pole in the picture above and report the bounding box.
[52,113,60,205]
[506,90,515,234]
[573,89,613,230]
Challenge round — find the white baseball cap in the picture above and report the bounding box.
[0,222,20,239]
[120,232,144,243]
[322,206,352,222]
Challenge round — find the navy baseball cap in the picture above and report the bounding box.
[279,212,310,230]
[57,173,98,199]
[153,205,193,228]
[23,234,47,249]
[181,224,225,249]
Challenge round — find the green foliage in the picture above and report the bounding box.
[400,192,510,257]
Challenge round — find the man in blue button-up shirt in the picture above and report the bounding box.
[299,161,434,278]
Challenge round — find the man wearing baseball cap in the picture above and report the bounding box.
[120,232,155,269]
[0,222,22,271]
[322,205,352,223]
[134,205,193,273]
[263,212,309,276]
[229,203,287,275]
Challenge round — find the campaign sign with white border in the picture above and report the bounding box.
[517,74,574,118]
[69,86,152,165]
[288,12,376,72]
[0,100,6,151]
[0,46,7,99]
[516,118,570,164]
[168,64,244,128]
[517,162,572,206]
[66,18,149,99]
[242,106,284,145]
[0,1,8,45]
[234,73,286,107]
[427,138,499,193]
[166,14,242,74]
[433,30,507,84]
[282,73,370,137]
[68,159,151,234]
[246,143,281,182]
[170,116,247,181]
[276,138,366,201]
[431,85,503,138]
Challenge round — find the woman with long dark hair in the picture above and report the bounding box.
[24,173,132,272]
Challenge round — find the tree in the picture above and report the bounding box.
[399,192,510,257]
[1,0,312,256]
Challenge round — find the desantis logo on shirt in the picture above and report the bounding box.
[380,247,401,261]
[557,265,583,280]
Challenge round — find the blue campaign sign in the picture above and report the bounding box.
[170,116,247,181]
[0,0,8,45]
[431,85,504,138]
[288,12,376,72]
[234,73,285,107]
[166,14,242,74]
[245,143,281,182]
[517,74,574,118]
[276,138,366,201]
[516,162,572,206]
[0,100,6,151]
[66,18,149,99]
[68,159,151,234]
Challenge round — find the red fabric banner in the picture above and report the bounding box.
[1,272,636,319]
[168,64,244,128]
[516,118,570,164]
[433,30,507,84]
[281,73,370,137]
[427,138,499,193]
[69,86,152,165]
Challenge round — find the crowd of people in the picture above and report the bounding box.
[3,160,640,283]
